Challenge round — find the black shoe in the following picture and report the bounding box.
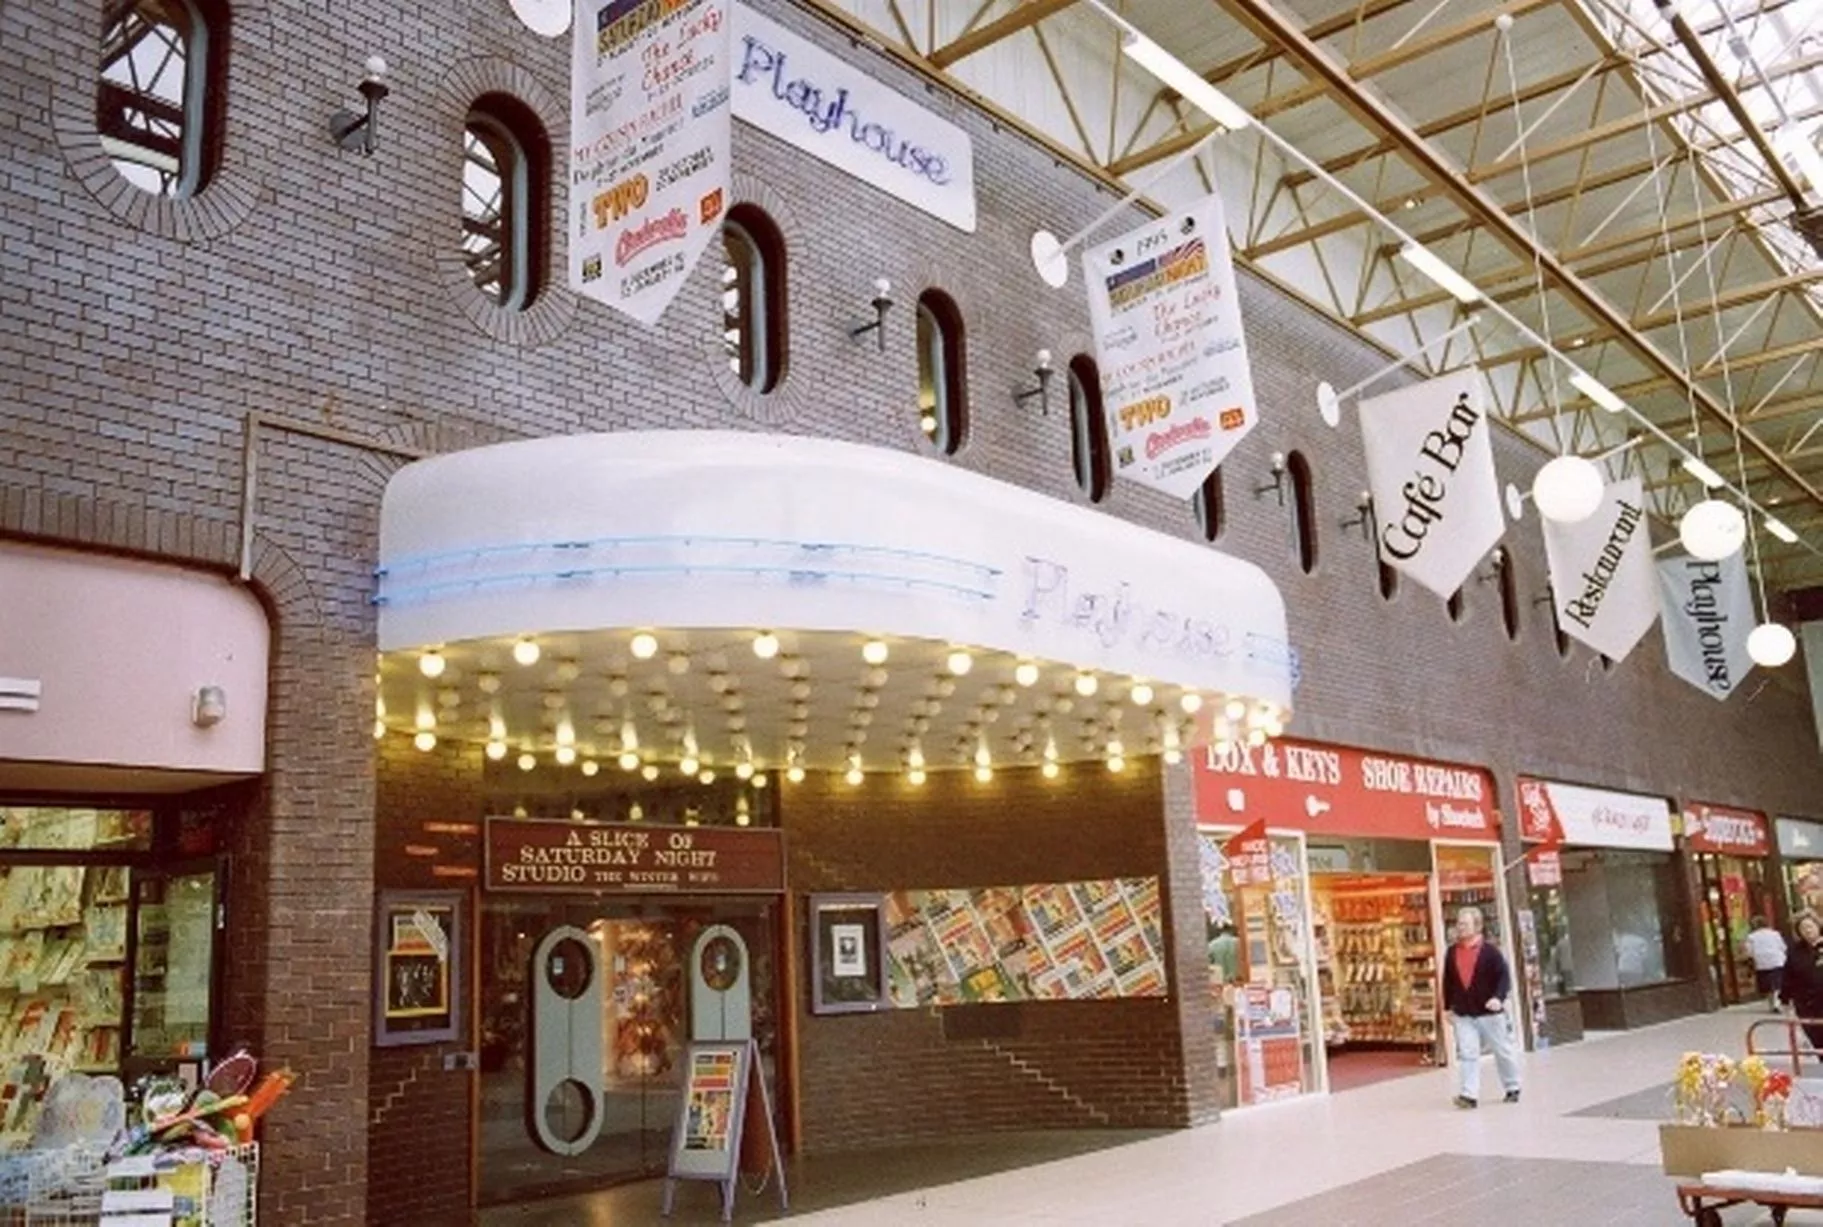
[1453,1096,1477,1109]
[1504,1090,1521,1103]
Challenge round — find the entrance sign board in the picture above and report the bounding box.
[661,1038,787,1220]
[484,819,784,894]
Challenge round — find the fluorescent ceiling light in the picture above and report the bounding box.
[1766,516,1799,544]
[1122,34,1253,132]
[1398,244,1481,304]
[1679,454,1724,489]
[1568,371,1627,414]
[1777,124,1823,195]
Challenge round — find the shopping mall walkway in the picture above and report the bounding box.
[482,1005,1808,1226]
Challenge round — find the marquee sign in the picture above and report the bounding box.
[485,818,784,894]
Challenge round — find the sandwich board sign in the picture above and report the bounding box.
[661,1038,787,1221]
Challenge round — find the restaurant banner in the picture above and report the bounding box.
[1194,738,1498,843]
[1683,802,1770,857]
[1542,477,1658,662]
[1657,551,1755,701]
[570,0,732,323]
[1357,372,1504,599]
[1085,195,1258,500]
[1516,776,1673,852]
[485,818,783,893]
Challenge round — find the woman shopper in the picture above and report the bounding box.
[1784,911,1823,1052]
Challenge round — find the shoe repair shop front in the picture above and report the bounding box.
[1192,738,1515,1105]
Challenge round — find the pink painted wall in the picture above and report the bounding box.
[0,542,269,774]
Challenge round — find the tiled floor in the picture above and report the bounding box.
[479,1006,1822,1225]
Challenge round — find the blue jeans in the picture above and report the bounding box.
[1452,1011,1521,1101]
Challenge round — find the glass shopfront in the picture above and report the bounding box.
[1683,803,1774,1006]
[1777,817,1823,920]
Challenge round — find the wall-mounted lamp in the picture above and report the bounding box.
[1253,451,1287,504]
[847,278,894,352]
[1339,490,1374,540]
[1012,349,1055,415]
[329,55,391,155]
[1476,547,1508,584]
[192,685,227,729]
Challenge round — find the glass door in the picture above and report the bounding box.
[477,898,778,1206]
[1196,827,1325,1106]
[128,864,220,1068]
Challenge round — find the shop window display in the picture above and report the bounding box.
[1553,849,1693,992]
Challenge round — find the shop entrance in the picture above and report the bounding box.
[1694,853,1769,1005]
[476,898,779,1206]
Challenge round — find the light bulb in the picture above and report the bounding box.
[1129,682,1154,706]
[1041,760,1060,780]
[418,650,446,678]
[513,637,541,666]
[486,740,507,761]
[736,762,754,780]
[517,752,536,771]
[736,810,751,827]
[974,745,991,767]
[1014,662,1040,687]
[618,751,640,771]
[1678,498,1746,562]
[373,719,386,740]
[786,765,806,784]
[1224,698,1247,721]
[974,764,993,783]
[641,764,660,781]
[680,756,700,776]
[920,412,938,436]
[699,769,716,784]
[1163,747,1183,765]
[1247,729,1267,748]
[554,660,582,683]
[581,760,600,777]
[1748,622,1797,667]
[908,767,927,786]
[555,745,577,766]
[1181,692,1205,714]
[1107,755,1125,773]
[845,766,864,786]
[862,639,889,665]
[1532,455,1604,524]
[753,773,768,789]
[752,632,781,659]
[629,632,659,660]
[667,653,691,676]
[947,650,973,676]
[1074,673,1098,697]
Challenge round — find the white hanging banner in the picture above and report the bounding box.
[1084,196,1259,501]
[569,0,733,323]
[1356,373,1504,599]
[1656,551,1755,701]
[1542,477,1659,662]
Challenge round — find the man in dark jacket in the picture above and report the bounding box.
[1441,906,1521,1108]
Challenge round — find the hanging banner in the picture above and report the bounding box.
[569,0,733,323]
[1085,196,1258,500]
[1542,477,1658,661]
[730,6,975,232]
[1357,373,1504,599]
[1656,551,1754,701]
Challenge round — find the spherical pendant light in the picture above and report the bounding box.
[1747,622,1797,668]
[1677,498,1746,562]
[1532,455,1604,524]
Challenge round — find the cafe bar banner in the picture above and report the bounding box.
[484,818,784,894]
[1356,372,1504,600]
[570,0,732,323]
[1542,477,1659,662]
[1656,550,1755,701]
[1084,195,1259,501]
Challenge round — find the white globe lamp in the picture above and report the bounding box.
[1677,498,1746,562]
[1747,622,1796,668]
[1532,455,1604,524]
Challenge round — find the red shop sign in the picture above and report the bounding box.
[484,818,785,895]
[1193,738,1498,843]
[1684,802,1770,857]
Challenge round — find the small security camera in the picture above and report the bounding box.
[192,686,227,728]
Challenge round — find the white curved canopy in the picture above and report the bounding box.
[376,431,1291,773]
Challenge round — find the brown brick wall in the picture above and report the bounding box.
[782,761,1199,1149]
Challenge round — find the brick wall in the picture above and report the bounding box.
[782,760,1198,1149]
[2,0,1821,1216]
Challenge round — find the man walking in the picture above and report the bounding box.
[1744,915,1788,1012]
[1442,906,1521,1109]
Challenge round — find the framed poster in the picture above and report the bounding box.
[374,890,462,1047]
[808,894,888,1015]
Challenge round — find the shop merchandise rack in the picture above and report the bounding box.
[1317,881,1437,1048]
[0,1143,257,1227]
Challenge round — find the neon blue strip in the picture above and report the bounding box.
[375,534,1000,580]
[372,562,996,608]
